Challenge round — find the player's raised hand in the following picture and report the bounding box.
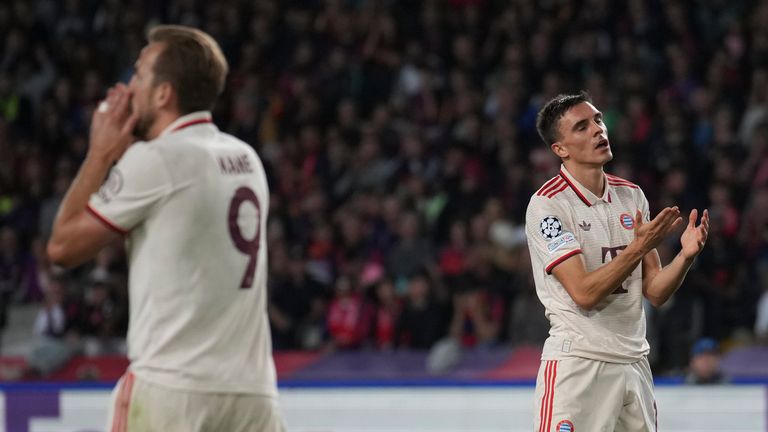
[89,83,138,163]
[680,209,709,259]
[633,207,683,253]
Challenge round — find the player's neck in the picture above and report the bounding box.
[564,163,605,197]
[146,111,182,141]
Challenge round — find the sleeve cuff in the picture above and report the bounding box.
[545,249,582,274]
[86,204,129,235]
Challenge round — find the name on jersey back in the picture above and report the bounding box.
[218,154,253,175]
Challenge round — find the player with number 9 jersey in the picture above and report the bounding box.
[47,25,285,431]
[88,111,276,396]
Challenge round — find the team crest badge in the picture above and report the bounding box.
[540,216,563,239]
[619,213,634,230]
[97,167,124,203]
[556,419,574,432]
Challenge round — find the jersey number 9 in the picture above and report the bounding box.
[228,186,262,289]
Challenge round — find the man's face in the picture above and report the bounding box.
[128,42,165,140]
[553,101,612,167]
[691,352,720,380]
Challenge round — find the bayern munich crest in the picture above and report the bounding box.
[556,419,575,432]
[540,216,563,239]
[619,213,634,230]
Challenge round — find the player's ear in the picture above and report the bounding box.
[154,82,175,109]
[551,141,568,159]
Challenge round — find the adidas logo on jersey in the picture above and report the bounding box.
[578,221,591,231]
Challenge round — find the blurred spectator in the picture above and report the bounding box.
[386,211,437,290]
[326,275,371,350]
[18,236,49,303]
[268,249,326,350]
[449,247,505,347]
[396,272,445,349]
[439,220,469,292]
[37,174,72,241]
[75,275,127,356]
[26,272,78,377]
[0,0,764,376]
[755,262,768,344]
[757,304,768,343]
[685,337,730,385]
[371,278,401,350]
[0,226,24,351]
[299,296,330,351]
[506,246,549,346]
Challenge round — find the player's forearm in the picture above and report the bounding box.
[48,154,112,257]
[644,251,695,307]
[562,243,646,310]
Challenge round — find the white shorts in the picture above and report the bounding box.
[533,357,657,432]
[106,372,286,432]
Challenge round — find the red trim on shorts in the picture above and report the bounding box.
[538,361,550,432]
[547,361,557,431]
[86,205,128,235]
[539,360,558,432]
[171,118,212,132]
[537,176,562,196]
[111,372,135,432]
[559,171,592,206]
[545,249,582,274]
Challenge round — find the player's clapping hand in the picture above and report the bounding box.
[633,207,683,254]
[679,209,709,259]
[89,83,138,163]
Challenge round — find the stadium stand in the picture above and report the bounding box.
[0,0,767,382]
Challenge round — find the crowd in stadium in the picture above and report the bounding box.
[1,0,768,377]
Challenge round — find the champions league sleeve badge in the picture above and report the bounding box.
[540,216,563,239]
[96,167,124,203]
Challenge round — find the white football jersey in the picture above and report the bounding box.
[88,111,277,395]
[525,165,650,363]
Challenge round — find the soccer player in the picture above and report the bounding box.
[47,26,285,431]
[526,92,709,432]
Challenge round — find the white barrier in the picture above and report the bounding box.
[281,386,767,432]
[0,385,765,432]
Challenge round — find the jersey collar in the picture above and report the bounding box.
[159,111,214,137]
[558,164,611,207]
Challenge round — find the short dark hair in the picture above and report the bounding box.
[148,25,229,114]
[536,91,592,145]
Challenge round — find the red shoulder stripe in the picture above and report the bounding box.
[545,182,569,198]
[607,178,635,184]
[606,174,638,187]
[606,173,629,181]
[540,178,565,197]
[608,181,639,189]
[536,176,562,196]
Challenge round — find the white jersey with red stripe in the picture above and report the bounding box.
[88,111,277,396]
[525,164,651,363]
